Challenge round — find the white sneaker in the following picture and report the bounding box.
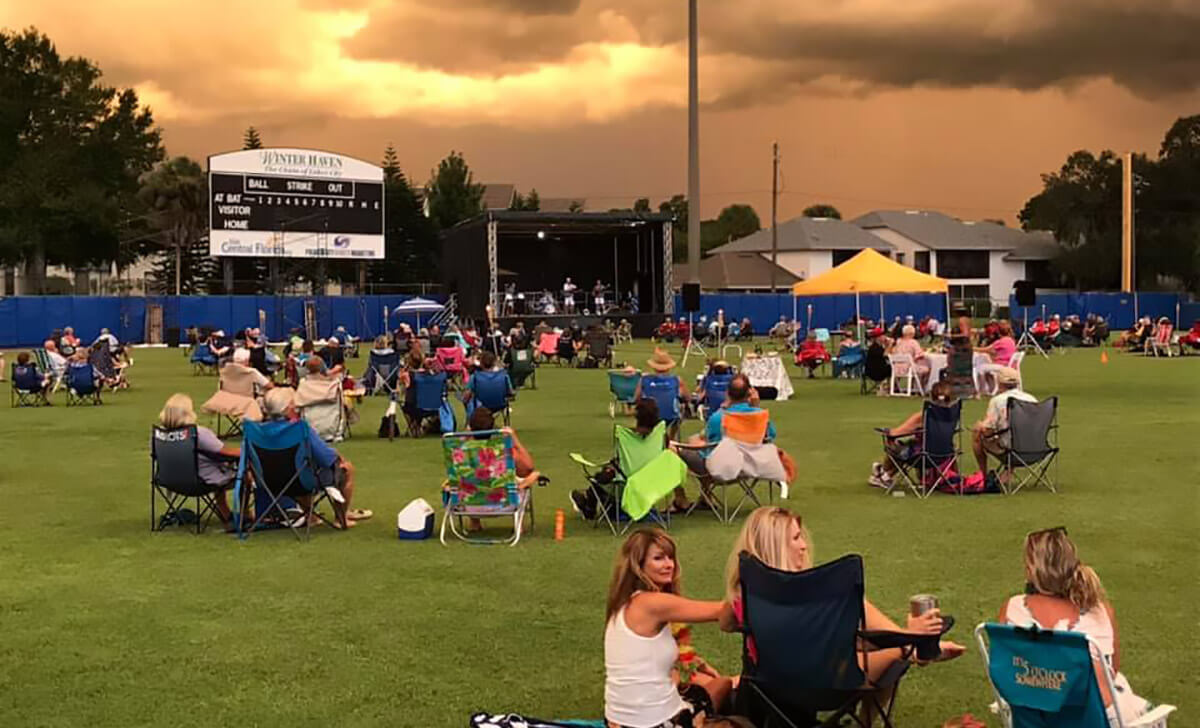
[868,473,892,489]
[325,486,346,504]
[871,462,883,479]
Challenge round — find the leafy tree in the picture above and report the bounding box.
[136,156,215,294]
[370,145,438,285]
[511,188,540,211]
[633,197,652,214]
[567,200,585,213]
[0,27,163,292]
[716,204,760,240]
[425,150,484,230]
[242,126,263,150]
[382,143,403,183]
[802,204,841,219]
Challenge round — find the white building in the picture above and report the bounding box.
[705,216,895,280]
[852,210,1059,306]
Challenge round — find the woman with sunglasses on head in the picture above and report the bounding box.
[1000,527,1152,726]
[604,528,735,728]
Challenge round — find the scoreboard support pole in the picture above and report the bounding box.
[223,258,234,294]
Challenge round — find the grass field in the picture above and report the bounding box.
[0,342,1196,727]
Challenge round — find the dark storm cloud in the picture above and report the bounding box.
[701,0,1200,100]
[344,0,1200,99]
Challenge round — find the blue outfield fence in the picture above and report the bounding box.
[673,293,950,333]
[1006,292,1187,330]
[0,294,445,348]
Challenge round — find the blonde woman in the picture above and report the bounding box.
[999,527,1151,725]
[604,528,733,728]
[720,507,965,723]
[158,393,240,523]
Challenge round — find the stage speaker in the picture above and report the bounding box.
[682,282,701,312]
[1014,280,1036,307]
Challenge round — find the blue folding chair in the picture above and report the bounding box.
[233,420,334,541]
[150,425,230,534]
[362,348,400,397]
[833,344,866,379]
[606,369,641,418]
[408,371,449,437]
[65,362,102,406]
[699,371,734,418]
[11,363,50,407]
[974,623,1175,728]
[190,343,218,376]
[467,370,515,425]
[736,552,948,728]
[639,373,681,433]
[877,399,962,498]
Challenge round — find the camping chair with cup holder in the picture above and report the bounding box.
[990,396,1059,495]
[190,342,219,376]
[233,420,337,541]
[150,425,233,534]
[64,362,103,406]
[568,421,682,535]
[507,345,537,390]
[876,399,962,498]
[607,369,641,418]
[679,409,784,524]
[11,362,51,407]
[466,369,515,425]
[735,552,952,728]
[407,370,449,437]
[362,347,401,398]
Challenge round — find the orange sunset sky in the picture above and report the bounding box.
[3,0,1199,224]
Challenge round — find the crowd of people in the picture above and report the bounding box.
[6,325,132,401]
[601,513,1151,728]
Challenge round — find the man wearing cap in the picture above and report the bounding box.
[318,336,345,374]
[972,367,1036,483]
[634,348,689,438]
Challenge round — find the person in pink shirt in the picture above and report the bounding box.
[976,321,1018,394]
[890,324,929,385]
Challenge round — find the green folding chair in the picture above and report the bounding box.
[569,422,683,534]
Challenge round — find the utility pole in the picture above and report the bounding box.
[1121,152,1134,293]
[687,0,700,283]
[770,142,779,292]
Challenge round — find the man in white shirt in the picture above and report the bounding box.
[972,367,1037,481]
[94,328,120,354]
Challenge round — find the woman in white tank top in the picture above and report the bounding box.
[604,529,732,728]
[1000,527,1151,726]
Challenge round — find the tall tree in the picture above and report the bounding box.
[242,125,263,150]
[0,28,163,292]
[715,204,761,240]
[137,156,216,294]
[567,200,585,213]
[369,145,438,286]
[381,143,403,183]
[633,197,652,214]
[425,150,484,230]
[802,204,842,219]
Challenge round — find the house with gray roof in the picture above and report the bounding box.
[852,210,1061,305]
[706,215,894,282]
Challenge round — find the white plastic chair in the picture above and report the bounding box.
[1008,351,1025,390]
[887,354,923,397]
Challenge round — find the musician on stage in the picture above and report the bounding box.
[562,277,578,313]
[592,279,607,313]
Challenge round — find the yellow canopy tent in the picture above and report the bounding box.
[790,248,950,335]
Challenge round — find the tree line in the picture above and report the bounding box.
[2,26,1196,295]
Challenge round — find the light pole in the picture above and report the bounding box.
[687,0,700,285]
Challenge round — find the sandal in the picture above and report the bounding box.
[347,508,373,521]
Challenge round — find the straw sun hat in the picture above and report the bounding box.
[647,347,677,372]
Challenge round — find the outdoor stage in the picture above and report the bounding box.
[441,210,675,322]
[495,313,665,339]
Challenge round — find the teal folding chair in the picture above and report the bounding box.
[974,623,1175,728]
[606,369,641,417]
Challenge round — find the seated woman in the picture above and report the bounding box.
[889,324,930,387]
[1000,527,1152,726]
[869,381,955,489]
[974,320,1017,394]
[604,528,734,728]
[158,393,241,524]
[832,331,864,379]
[1180,319,1200,351]
[721,507,964,723]
[12,352,51,395]
[794,331,831,378]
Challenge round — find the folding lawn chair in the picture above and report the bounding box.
[640,374,682,438]
[436,345,467,386]
[203,364,263,439]
[994,396,1059,495]
[190,342,219,375]
[32,348,64,392]
[233,420,336,541]
[569,421,681,534]
[467,369,515,425]
[736,552,948,728]
[150,425,230,534]
[362,348,400,397]
[688,409,784,523]
[606,369,641,417]
[408,370,449,437]
[584,331,614,369]
[556,335,577,367]
[508,346,537,390]
[697,371,733,420]
[65,362,102,406]
[296,376,350,442]
[1146,323,1175,358]
[833,344,865,379]
[974,623,1175,728]
[876,399,962,498]
[440,429,534,546]
[11,362,51,407]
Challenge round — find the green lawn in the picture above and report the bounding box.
[0,343,1196,727]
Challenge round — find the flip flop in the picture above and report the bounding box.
[347,508,373,521]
